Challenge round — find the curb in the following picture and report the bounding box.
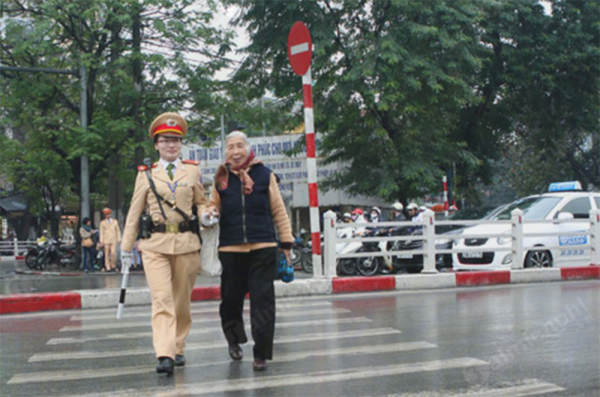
[15,269,82,277]
[1,266,598,315]
[0,255,25,261]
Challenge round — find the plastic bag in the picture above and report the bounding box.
[200,224,222,277]
[277,253,294,283]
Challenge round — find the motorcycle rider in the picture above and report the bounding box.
[351,208,365,223]
[388,202,407,235]
[366,207,386,236]
[407,203,423,222]
[37,230,49,246]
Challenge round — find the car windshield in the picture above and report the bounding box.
[493,196,561,220]
[445,207,496,220]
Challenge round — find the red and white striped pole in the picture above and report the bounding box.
[302,68,322,274]
[443,175,449,217]
[288,22,322,275]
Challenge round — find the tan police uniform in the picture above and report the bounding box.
[99,210,121,271]
[121,112,207,360]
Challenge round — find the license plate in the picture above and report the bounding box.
[463,252,483,259]
[398,254,413,259]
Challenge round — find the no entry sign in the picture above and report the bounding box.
[287,22,312,76]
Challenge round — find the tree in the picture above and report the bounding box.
[453,0,599,197]
[225,0,490,205]
[1,0,233,229]
[227,0,599,207]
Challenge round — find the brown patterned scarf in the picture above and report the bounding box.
[215,150,260,195]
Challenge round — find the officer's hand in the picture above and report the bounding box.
[201,211,219,227]
[121,251,133,271]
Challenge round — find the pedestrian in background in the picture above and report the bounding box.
[79,217,96,273]
[204,130,293,372]
[99,208,121,272]
[120,112,207,375]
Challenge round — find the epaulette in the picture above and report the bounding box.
[152,162,158,168]
[137,165,148,172]
[182,159,201,166]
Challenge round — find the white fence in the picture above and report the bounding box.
[317,209,600,277]
[0,239,37,257]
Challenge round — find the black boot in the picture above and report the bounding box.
[156,357,174,374]
[175,354,186,367]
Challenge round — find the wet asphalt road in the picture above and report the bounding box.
[0,259,311,295]
[1,280,598,396]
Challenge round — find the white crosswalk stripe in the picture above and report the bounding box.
[68,300,334,321]
[5,297,569,396]
[12,340,432,384]
[31,327,403,362]
[47,316,373,345]
[59,307,351,331]
[44,358,489,397]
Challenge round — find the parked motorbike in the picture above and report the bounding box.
[301,226,374,276]
[25,244,42,269]
[353,229,393,276]
[289,234,306,268]
[34,239,80,270]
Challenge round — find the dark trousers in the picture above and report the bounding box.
[82,247,93,271]
[219,247,277,360]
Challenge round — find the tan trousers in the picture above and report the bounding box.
[103,243,117,270]
[142,250,201,359]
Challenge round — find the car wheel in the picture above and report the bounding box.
[524,250,552,268]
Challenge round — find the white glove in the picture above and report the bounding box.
[121,251,133,271]
[201,212,219,227]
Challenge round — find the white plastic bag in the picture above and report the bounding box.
[200,224,222,277]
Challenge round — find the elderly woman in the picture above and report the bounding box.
[203,130,293,371]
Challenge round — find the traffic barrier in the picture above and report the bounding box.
[1,267,598,315]
[332,276,395,293]
[455,271,511,286]
[0,292,81,314]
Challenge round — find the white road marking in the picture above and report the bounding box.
[378,379,565,396]
[32,327,401,362]
[14,341,436,384]
[42,358,489,396]
[59,308,351,331]
[47,317,372,345]
[68,300,333,321]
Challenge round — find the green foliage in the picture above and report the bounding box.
[1,0,233,219]
[227,0,599,206]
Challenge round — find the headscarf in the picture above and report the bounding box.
[215,150,260,195]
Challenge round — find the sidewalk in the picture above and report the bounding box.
[0,258,599,315]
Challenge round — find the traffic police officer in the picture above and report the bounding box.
[120,112,207,375]
[99,207,121,272]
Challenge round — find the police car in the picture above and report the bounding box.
[453,181,600,270]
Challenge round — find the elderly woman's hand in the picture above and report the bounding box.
[280,248,291,265]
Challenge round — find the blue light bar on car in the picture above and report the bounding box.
[548,181,582,192]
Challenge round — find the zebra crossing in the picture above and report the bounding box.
[4,297,567,396]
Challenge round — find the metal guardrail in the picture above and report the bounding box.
[320,208,600,276]
[0,240,38,257]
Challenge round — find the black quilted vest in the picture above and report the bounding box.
[218,164,276,247]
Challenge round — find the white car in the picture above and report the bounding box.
[453,182,600,270]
